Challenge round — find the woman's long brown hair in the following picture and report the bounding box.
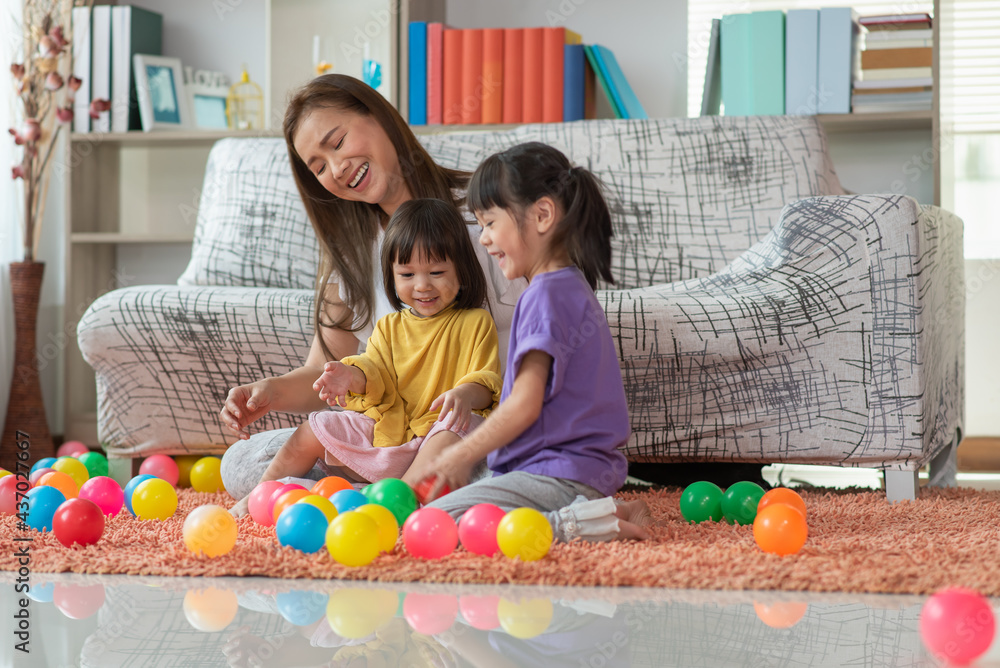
[283,74,469,360]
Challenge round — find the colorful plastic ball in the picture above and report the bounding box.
[25,485,66,532]
[326,588,397,638]
[247,480,284,526]
[458,503,506,556]
[183,504,238,557]
[57,440,89,458]
[272,489,312,523]
[296,494,338,522]
[758,487,807,519]
[131,477,178,521]
[267,483,307,520]
[920,587,995,665]
[413,475,452,505]
[402,507,459,559]
[355,503,400,553]
[311,476,354,498]
[77,451,109,479]
[26,581,54,603]
[497,597,553,639]
[459,595,501,630]
[0,469,9,479]
[78,476,124,517]
[29,467,53,486]
[753,503,808,555]
[52,456,90,489]
[276,503,328,554]
[276,590,328,626]
[753,601,809,629]
[721,481,766,525]
[53,583,105,620]
[124,474,156,516]
[38,470,79,499]
[30,457,57,475]
[183,588,238,632]
[497,508,553,561]
[679,481,724,523]
[52,498,105,547]
[403,593,459,635]
[174,455,201,488]
[326,511,381,567]
[330,488,369,514]
[139,454,179,486]
[0,474,22,514]
[363,478,418,526]
[188,456,224,493]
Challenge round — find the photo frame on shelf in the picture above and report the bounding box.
[187,82,230,130]
[133,54,190,131]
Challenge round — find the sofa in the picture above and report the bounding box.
[77,116,965,501]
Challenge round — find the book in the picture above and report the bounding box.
[408,21,427,125]
[71,6,91,133]
[701,18,721,115]
[864,28,932,41]
[785,9,819,115]
[442,29,463,124]
[482,28,504,124]
[583,47,597,119]
[502,28,523,124]
[426,23,444,125]
[583,44,622,118]
[110,5,163,133]
[853,76,933,89]
[853,85,931,95]
[863,37,933,50]
[817,7,859,114]
[859,13,932,30]
[564,43,585,122]
[720,13,751,115]
[748,11,785,115]
[90,5,112,133]
[522,28,544,123]
[858,66,932,81]
[541,28,581,123]
[850,91,932,104]
[591,45,647,119]
[861,47,932,69]
[461,29,483,124]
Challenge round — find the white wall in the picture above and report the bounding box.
[964,259,1000,435]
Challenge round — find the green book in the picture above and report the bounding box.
[748,10,785,115]
[720,13,751,116]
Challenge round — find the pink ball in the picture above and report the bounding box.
[458,503,506,556]
[139,455,179,486]
[266,483,307,523]
[402,507,458,559]
[29,468,53,486]
[248,480,285,526]
[1,474,25,514]
[459,595,501,630]
[78,476,125,517]
[53,583,106,620]
[920,587,995,665]
[403,593,458,635]
[57,440,89,458]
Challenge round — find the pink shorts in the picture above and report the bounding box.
[308,410,484,483]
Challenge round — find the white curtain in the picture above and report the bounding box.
[1,5,22,427]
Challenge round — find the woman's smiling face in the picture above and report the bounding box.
[293,106,413,216]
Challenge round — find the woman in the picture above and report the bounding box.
[219,74,522,499]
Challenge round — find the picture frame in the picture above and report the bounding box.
[187,82,230,130]
[133,54,190,131]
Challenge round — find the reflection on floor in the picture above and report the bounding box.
[3,571,999,668]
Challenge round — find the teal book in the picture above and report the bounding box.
[591,45,647,119]
[785,9,819,115]
[720,13,751,115]
[583,45,623,118]
[748,11,785,115]
[818,7,859,114]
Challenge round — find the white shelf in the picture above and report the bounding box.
[69,129,281,146]
[71,233,195,244]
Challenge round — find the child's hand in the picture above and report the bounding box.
[417,442,475,502]
[430,389,473,432]
[220,380,274,440]
[313,361,354,407]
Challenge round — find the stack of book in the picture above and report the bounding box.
[852,13,933,114]
[407,23,646,126]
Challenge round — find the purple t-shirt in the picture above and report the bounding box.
[487,266,630,496]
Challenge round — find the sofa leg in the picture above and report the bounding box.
[884,469,918,503]
[108,457,135,487]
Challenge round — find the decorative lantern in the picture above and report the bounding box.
[226,67,264,130]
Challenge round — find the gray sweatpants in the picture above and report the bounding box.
[219,428,330,500]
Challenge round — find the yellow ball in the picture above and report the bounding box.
[183,588,239,632]
[52,456,89,489]
[355,503,400,553]
[496,508,553,561]
[326,511,380,567]
[0,470,11,479]
[132,478,178,520]
[183,504,238,557]
[497,597,554,638]
[174,455,201,488]
[325,588,397,639]
[296,494,338,523]
[189,457,224,493]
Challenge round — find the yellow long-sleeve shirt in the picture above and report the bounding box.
[340,305,502,449]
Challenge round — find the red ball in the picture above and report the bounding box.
[413,475,452,505]
[458,503,506,556]
[139,454,179,486]
[53,498,106,547]
[402,507,458,559]
[0,474,23,514]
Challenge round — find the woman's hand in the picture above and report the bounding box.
[312,361,356,407]
[430,389,474,432]
[220,380,275,440]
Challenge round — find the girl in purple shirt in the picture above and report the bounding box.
[413,142,652,542]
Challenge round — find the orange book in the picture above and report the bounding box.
[461,29,484,124]
[860,47,933,70]
[482,28,504,124]
[542,27,566,122]
[502,28,523,123]
[426,22,444,124]
[442,29,463,125]
[522,27,544,123]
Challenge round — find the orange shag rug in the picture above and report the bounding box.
[2,486,999,595]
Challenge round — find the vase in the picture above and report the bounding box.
[1,261,54,470]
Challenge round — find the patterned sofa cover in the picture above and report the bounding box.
[77,116,964,499]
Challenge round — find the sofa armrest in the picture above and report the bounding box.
[77,285,315,458]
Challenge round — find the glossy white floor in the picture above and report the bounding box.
[3,467,998,668]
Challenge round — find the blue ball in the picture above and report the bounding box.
[330,489,368,514]
[25,486,66,532]
[26,582,54,603]
[30,457,57,475]
[276,590,328,626]
[275,503,328,554]
[124,474,156,516]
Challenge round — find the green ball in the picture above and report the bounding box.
[721,481,766,525]
[77,451,109,479]
[679,481,724,523]
[363,478,417,527]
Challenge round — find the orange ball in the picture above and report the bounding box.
[311,476,354,498]
[272,489,311,523]
[753,503,808,555]
[38,471,79,500]
[757,487,807,519]
[753,601,809,628]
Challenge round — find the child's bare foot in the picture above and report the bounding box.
[616,518,651,541]
[229,495,250,518]
[615,499,653,528]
